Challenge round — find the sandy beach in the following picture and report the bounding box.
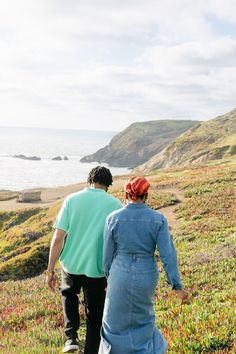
[0,175,129,211]
[0,182,87,211]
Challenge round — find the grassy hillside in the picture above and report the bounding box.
[0,188,176,281]
[138,108,236,171]
[80,120,199,168]
[0,160,236,353]
[0,206,58,281]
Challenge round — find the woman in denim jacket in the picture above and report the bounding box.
[99,176,188,354]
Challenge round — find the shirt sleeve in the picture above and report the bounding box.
[53,198,70,233]
[103,216,117,278]
[156,216,182,290]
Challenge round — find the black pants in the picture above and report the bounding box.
[60,270,107,354]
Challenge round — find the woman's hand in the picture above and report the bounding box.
[153,288,158,302]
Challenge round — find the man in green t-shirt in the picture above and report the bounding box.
[46,166,122,354]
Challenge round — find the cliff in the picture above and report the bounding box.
[136,108,236,171]
[80,120,199,168]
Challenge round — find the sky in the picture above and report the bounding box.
[0,0,236,131]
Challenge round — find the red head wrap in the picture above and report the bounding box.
[125,176,150,201]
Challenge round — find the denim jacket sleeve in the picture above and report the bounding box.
[103,217,117,278]
[156,216,182,290]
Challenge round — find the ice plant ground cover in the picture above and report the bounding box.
[0,159,235,353]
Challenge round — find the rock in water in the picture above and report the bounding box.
[13,154,41,161]
[52,156,63,160]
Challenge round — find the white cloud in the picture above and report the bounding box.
[0,0,236,131]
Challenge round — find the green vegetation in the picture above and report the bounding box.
[0,206,58,281]
[147,190,178,209]
[110,185,178,209]
[80,119,199,168]
[0,159,236,352]
[140,108,236,171]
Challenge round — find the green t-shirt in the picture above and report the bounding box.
[54,187,122,277]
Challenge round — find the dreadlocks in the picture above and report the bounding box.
[87,166,113,187]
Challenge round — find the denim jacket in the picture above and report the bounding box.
[103,202,182,290]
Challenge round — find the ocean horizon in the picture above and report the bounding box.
[0,126,130,191]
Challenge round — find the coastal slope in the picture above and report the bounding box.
[137,108,236,171]
[80,120,199,168]
[1,160,236,352]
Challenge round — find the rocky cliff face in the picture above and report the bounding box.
[80,120,199,168]
[136,108,236,171]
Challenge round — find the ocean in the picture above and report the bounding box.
[0,127,129,191]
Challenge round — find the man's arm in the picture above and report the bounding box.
[46,228,66,292]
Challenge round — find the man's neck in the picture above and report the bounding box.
[90,183,108,191]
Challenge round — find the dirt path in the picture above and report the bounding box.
[157,187,186,230]
[0,183,86,211]
[0,183,186,230]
